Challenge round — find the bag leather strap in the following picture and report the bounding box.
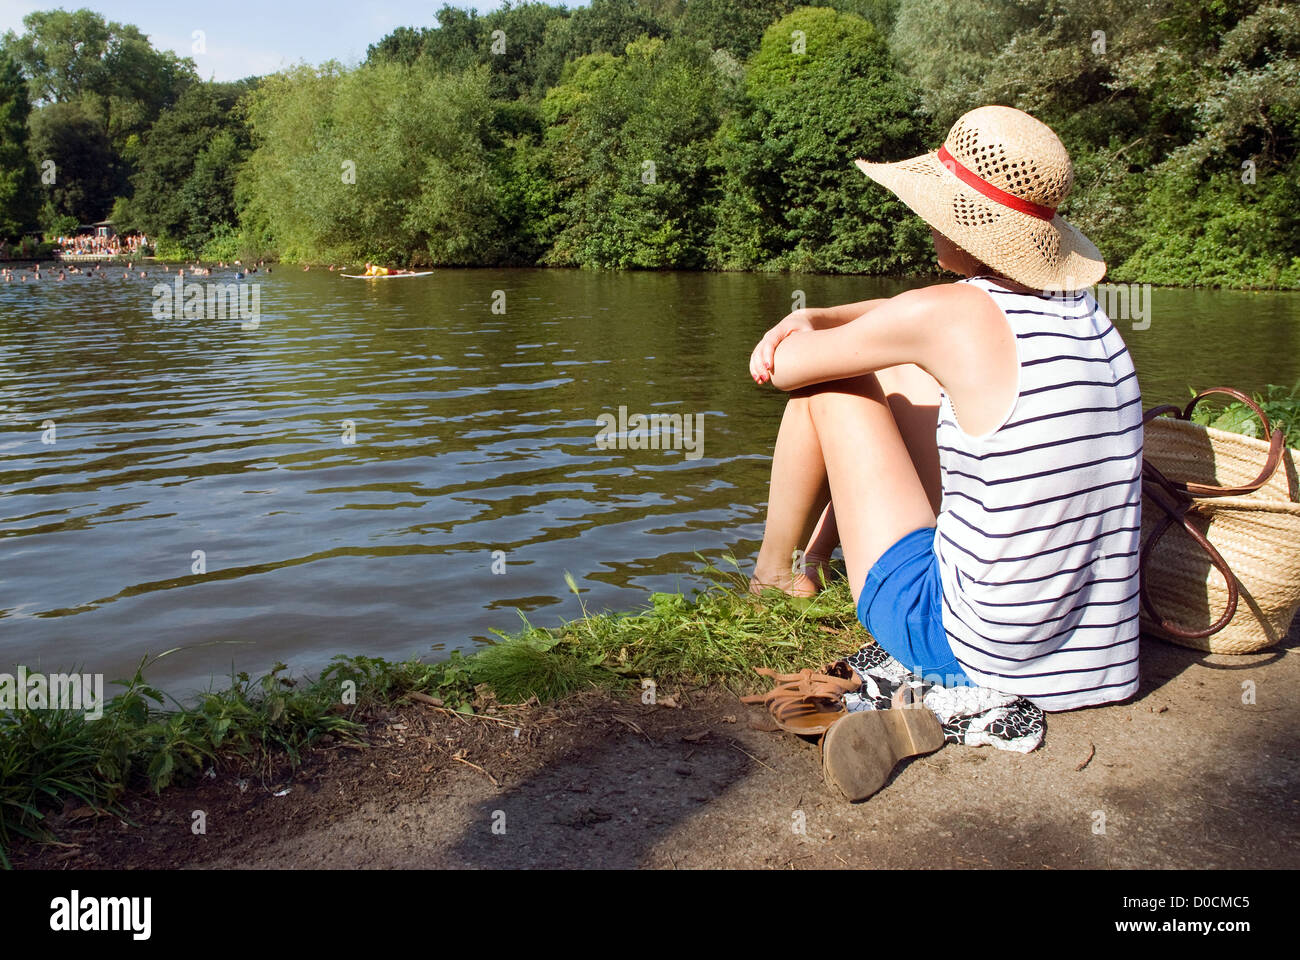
[1143,387,1285,497]
[1139,387,1285,639]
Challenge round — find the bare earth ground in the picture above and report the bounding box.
[13,633,1299,870]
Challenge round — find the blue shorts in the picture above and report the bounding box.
[855,526,971,687]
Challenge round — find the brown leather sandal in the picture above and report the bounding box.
[740,665,861,736]
[820,685,946,801]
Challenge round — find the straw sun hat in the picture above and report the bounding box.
[855,105,1105,291]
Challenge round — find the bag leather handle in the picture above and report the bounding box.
[1143,387,1285,497]
[1139,466,1239,639]
[1137,386,1286,640]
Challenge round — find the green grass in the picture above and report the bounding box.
[477,557,861,700]
[0,557,866,867]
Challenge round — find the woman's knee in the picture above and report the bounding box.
[795,373,885,408]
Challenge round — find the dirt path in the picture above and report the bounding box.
[14,635,1298,870]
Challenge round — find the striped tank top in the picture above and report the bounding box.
[934,275,1142,711]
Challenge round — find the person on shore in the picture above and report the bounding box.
[748,107,1140,795]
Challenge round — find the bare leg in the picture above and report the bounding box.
[751,393,831,596]
[804,373,936,602]
[876,363,942,514]
[753,364,941,596]
[800,502,839,589]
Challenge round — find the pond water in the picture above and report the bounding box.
[2,266,1298,694]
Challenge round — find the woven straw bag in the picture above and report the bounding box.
[1140,388,1300,654]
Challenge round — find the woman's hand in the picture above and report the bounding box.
[750,308,816,385]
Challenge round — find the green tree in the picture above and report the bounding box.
[889,0,1039,135]
[540,36,731,268]
[532,0,672,94]
[241,61,505,265]
[710,6,930,273]
[825,0,899,32]
[0,50,39,238]
[368,3,571,102]
[483,1,575,100]
[72,0,1293,288]
[2,8,199,233]
[1115,2,1300,286]
[2,7,195,151]
[366,26,429,67]
[27,99,119,223]
[129,81,252,252]
[888,0,1299,286]
[677,0,897,60]
[1,8,113,104]
[678,0,795,60]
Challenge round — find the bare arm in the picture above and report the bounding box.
[766,283,1017,440]
[768,290,933,391]
[748,299,889,383]
[804,299,889,329]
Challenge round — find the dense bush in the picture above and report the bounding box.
[240,61,504,266]
[709,7,930,272]
[538,36,731,268]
